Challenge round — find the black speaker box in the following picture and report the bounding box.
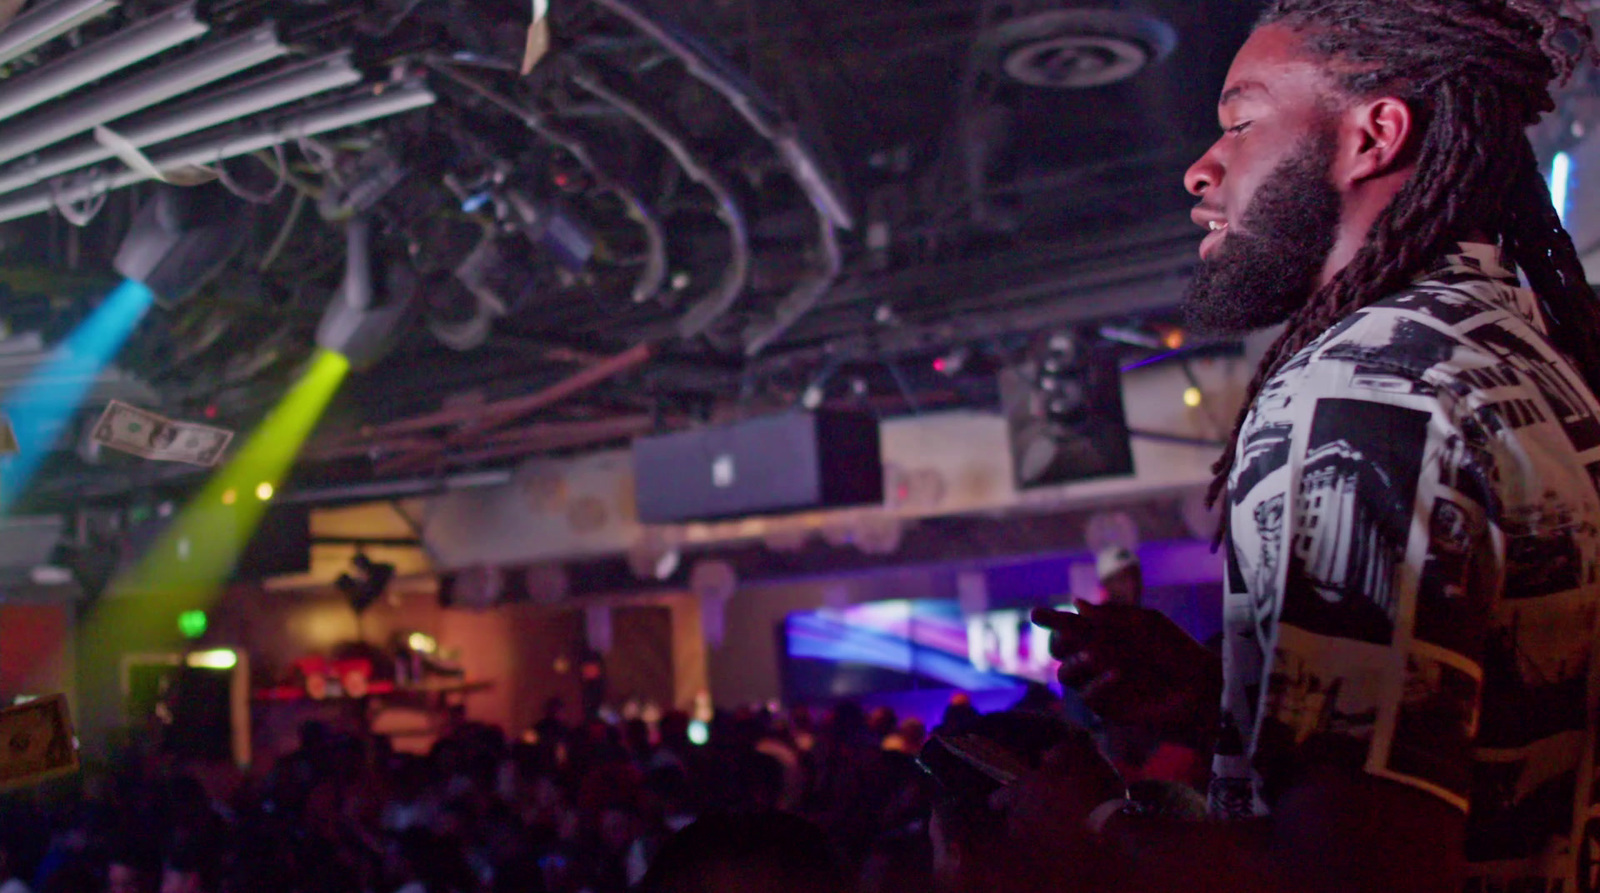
[632,411,884,524]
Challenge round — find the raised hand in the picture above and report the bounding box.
[1033,602,1222,735]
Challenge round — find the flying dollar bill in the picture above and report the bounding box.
[0,412,17,455]
[91,401,234,467]
[0,695,79,791]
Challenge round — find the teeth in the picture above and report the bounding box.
[1208,221,1226,232]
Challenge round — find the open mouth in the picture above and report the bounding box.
[1199,221,1228,260]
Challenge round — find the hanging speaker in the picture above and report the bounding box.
[632,411,884,523]
[1002,339,1133,489]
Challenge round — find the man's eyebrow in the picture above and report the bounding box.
[1219,81,1271,106]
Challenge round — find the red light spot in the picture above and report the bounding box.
[933,358,948,374]
[203,405,218,419]
[554,173,571,188]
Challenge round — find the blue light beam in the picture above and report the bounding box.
[1,279,154,512]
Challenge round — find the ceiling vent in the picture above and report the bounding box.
[983,9,1178,89]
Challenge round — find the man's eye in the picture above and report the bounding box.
[1226,122,1252,135]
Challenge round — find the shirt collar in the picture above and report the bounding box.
[1425,241,1519,285]
[1420,241,1547,331]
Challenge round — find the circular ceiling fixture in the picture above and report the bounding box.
[984,10,1178,89]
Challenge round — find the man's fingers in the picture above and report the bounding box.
[1056,650,1102,690]
[1032,607,1082,630]
[1077,668,1121,709]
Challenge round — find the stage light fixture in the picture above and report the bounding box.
[0,53,362,198]
[255,482,274,501]
[1183,387,1203,408]
[0,26,286,167]
[424,273,494,352]
[0,3,208,125]
[0,0,121,69]
[338,552,395,614]
[0,80,437,222]
[114,185,248,305]
[315,217,419,370]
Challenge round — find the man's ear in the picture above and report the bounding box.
[1333,96,1416,187]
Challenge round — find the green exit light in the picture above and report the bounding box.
[178,610,208,639]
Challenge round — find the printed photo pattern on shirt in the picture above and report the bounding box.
[1211,245,1600,893]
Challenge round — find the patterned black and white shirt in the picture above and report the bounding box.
[1211,243,1600,893]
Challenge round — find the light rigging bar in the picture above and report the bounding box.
[0,0,121,68]
[0,53,363,197]
[0,80,438,223]
[0,24,287,167]
[0,2,208,125]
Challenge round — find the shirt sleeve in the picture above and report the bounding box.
[1239,359,1497,812]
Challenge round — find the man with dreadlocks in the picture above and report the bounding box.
[1009,2,1600,892]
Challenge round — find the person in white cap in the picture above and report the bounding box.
[1095,546,1142,608]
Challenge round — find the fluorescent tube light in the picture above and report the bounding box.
[1552,151,1572,226]
[0,54,361,196]
[0,25,286,166]
[0,2,208,124]
[0,81,436,222]
[186,649,237,670]
[0,0,121,68]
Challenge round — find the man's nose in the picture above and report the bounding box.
[1185,146,1223,197]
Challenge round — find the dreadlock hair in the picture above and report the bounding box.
[1208,0,1600,541]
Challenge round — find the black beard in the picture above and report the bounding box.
[1181,133,1342,335]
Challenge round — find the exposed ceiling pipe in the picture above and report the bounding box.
[741,209,843,357]
[0,24,287,167]
[585,0,853,231]
[434,416,656,469]
[275,470,512,506]
[445,342,653,442]
[583,0,848,353]
[0,2,209,125]
[0,53,363,198]
[571,70,750,340]
[345,343,655,475]
[422,57,669,305]
[319,342,654,447]
[0,80,438,223]
[0,0,121,69]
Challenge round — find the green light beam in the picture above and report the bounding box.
[112,349,349,600]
